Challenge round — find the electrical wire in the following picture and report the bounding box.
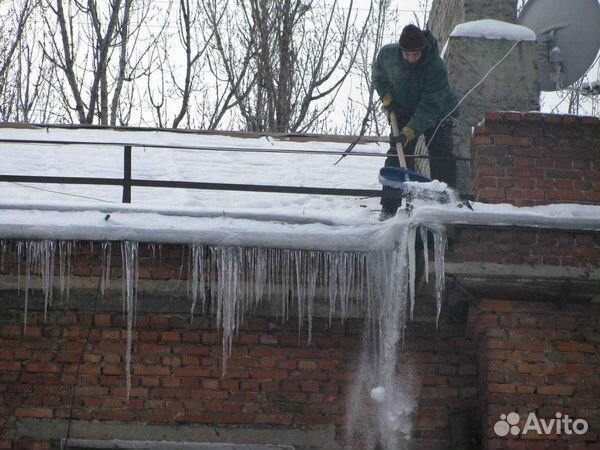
[7,182,114,203]
[62,262,104,450]
[427,39,523,145]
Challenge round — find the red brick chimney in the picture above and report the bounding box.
[471,112,600,206]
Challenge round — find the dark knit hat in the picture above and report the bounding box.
[399,24,427,51]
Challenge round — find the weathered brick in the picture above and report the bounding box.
[493,136,531,146]
[15,408,53,418]
[537,385,575,396]
[557,342,596,353]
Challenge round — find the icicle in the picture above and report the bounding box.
[214,246,243,374]
[338,253,356,321]
[121,241,138,401]
[376,231,412,450]
[176,246,187,293]
[100,242,111,299]
[21,241,57,328]
[254,248,267,307]
[189,244,206,322]
[0,240,6,270]
[407,225,417,321]
[420,226,430,282]
[58,241,73,302]
[23,241,35,331]
[294,249,309,338]
[17,241,24,295]
[327,253,338,323]
[40,241,56,321]
[428,224,447,329]
[121,248,126,318]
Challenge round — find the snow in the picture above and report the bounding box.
[412,202,600,232]
[370,386,386,403]
[3,125,597,242]
[0,203,400,252]
[3,125,599,450]
[451,19,537,41]
[1,200,598,253]
[0,126,386,217]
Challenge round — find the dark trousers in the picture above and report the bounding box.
[380,123,456,212]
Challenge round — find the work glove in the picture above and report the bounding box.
[390,127,415,148]
[400,126,415,142]
[379,93,394,119]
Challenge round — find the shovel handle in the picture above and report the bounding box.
[389,111,407,168]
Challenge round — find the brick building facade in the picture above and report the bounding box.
[1,112,599,449]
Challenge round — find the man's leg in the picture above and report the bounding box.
[380,146,401,216]
[380,133,417,217]
[425,124,456,188]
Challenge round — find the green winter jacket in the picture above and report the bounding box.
[372,31,458,137]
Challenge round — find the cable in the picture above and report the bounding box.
[428,39,523,145]
[7,182,114,203]
[63,272,103,450]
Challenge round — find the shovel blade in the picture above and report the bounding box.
[378,167,452,204]
[379,167,431,185]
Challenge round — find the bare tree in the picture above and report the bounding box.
[0,0,39,120]
[168,0,204,127]
[40,0,156,125]
[204,0,371,133]
[146,34,168,128]
[334,0,402,141]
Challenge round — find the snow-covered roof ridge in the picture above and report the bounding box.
[413,202,600,232]
[0,202,406,252]
[450,19,537,42]
[1,201,599,254]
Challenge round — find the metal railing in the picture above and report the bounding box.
[0,136,468,204]
[0,138,390,203]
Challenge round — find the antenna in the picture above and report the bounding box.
[518,0,600,92]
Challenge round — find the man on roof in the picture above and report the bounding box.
[373,24,459,219]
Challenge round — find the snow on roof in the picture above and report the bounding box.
[414,202,600,232]
[450,19,537,41]
[0,201,403,252]
[1,125,599,252]
[0,125,386,211]
[1,199,599,253]
[0,125,394,251]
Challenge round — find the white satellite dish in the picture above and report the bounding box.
[518,0,600,91]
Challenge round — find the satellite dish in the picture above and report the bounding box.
[518,0,600,91]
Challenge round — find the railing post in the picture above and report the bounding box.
[123,145,132,203]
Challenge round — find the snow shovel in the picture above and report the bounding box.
[378,111,451,204]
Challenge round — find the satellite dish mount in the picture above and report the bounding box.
[518,0,600,93]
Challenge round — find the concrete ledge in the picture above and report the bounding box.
[63,439,293,450]
[0,274,365,319]
[444,262,600,281]
[443,262,600,302]
[11,419,338,450]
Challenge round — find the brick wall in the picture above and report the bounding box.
[447,227,600,268]
[469,299,600,450]
[0,311,479,449]
[0,241,479,450]
[471,112,600,206]
[443,218,600,449]
[2,110,600,448]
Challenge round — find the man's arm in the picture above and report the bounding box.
[372,50,390,101]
